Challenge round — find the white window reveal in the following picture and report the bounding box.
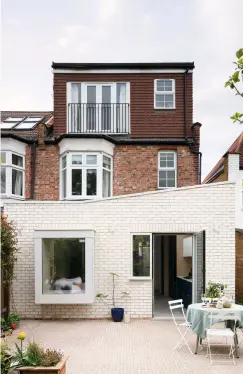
[60,152,112,200]
[35,230,95,304]
[1,151,25,198]
[158,151,177,188]
[154,79,175,109]
[131,234,152,279]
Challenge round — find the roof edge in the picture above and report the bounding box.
[45,133,194,146]
[1,133,37,144]
[52,62,195,70]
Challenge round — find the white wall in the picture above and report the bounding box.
[228,154,243,230]
[3,182,235,319]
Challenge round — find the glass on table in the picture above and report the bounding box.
[201,293,207,304]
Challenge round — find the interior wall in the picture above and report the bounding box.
[154,235,162,294]
[176,235,192,276]
[163,236,169,296]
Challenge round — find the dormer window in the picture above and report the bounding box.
[154,79,175,109]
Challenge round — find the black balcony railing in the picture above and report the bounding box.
[68,103,130,133]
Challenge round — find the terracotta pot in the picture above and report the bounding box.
[10,323,16,330]
[17,357,67,374]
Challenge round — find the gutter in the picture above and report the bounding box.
[45,133,194,146]
[184,69,189,140]
[30,143,36,199]
[190,149,202,184]
[1,133,37,144]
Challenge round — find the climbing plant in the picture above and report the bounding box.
[1,213,19,289]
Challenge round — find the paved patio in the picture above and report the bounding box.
[7,320,243,373]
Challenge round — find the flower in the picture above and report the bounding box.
[17,332,26,340]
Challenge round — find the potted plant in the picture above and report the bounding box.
[8,313,20,327]
[8,313,20,329]
[1,318,12,337]
[10,332,68,374]
[96,272,129,322]
[205,281,227,304]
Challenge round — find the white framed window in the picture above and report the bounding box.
[131,234,152,279]
[154,79,175,109]
[60,152,113,200]
[1,150,25,198]
[158,151,177,188]
[35,230,95,304]
[67,82,130,133]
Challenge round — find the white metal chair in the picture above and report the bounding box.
[206,310,241,365]
[168,299,193,354]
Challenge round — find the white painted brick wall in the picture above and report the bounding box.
[228,154,243,230]
[4,182,235,319]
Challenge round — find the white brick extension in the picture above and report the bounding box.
[4,182,235,319]
[228,154,243,230]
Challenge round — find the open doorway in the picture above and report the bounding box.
[153,233,204,319]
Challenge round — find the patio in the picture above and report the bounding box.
[7,319,243,373]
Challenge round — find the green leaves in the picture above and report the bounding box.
[225,48,243,125]
[236,48,243,59]
[230,112,243,124]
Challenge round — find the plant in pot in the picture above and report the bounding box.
[8,313,20,330]
[10,332,68,374]
[205,281,227,305]
[96,272,129,322]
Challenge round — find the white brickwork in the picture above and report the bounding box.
[228,154,243,229]
[4,182,235,319]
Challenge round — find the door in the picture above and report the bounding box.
[192,231,206,303]
[85,84,114,132]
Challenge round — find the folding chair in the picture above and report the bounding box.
[168,299,193,354]
[206,310,241,366]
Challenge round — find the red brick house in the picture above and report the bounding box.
[1,62,202,201]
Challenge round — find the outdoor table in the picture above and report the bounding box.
[186,303,243,357]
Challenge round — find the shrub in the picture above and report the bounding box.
[41,349,63,367]
[0,342,11,374]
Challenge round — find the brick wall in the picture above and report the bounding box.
[228,154,243,230]
[236,231,243,302]
[113,145,199,195]
[4,182,235,319]
[24,124,59,200]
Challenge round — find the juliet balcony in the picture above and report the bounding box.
[68,103,130,134]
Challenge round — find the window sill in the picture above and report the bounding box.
[1,194,25,201]
[154,107,176,111]
[129,277,152,281]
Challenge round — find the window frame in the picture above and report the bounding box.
[154,79,175,110]
[60,152,112,200]
[130,233,152,280]
[158,151,177,189]
[66,81,130,134]
[34,230,95,304]
[1,150,25,199]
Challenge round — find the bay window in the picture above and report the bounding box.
[1,151,25,198]
[60,152,112,200]
[35,230,94,304]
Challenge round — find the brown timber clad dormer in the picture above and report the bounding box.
[53,72,193,138]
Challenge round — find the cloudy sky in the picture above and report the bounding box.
[1,0,242,178]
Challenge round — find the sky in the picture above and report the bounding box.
[1,0,243,179]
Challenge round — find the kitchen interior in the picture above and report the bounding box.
[153,234,193,318]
